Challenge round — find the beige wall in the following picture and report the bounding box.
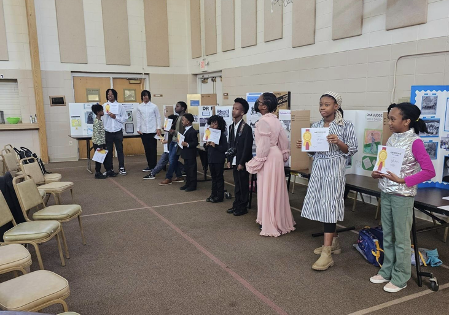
[222,36,449,122]
[41,70,78,162]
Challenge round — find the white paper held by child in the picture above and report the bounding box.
[92,149,108,163]
[301,128,330,152]
[374,146,405,176]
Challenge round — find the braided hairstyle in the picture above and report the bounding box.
[387,102,428,134]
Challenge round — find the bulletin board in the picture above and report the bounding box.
[411,85,449,187]
[69,102,140,137]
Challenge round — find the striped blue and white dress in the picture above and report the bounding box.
[301,119,358,223]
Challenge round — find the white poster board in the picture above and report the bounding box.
[69,102,140,137]
[344,110,384,176]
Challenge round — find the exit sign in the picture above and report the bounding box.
[200,59,208,72]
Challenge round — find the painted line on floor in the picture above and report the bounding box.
[82,200,207,217]
[152,199,206,208]
[81,206,150,217]
[109,177,289,315]
[348,282,449,315]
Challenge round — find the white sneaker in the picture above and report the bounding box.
[370,274,389,284]
[119,168,127,175]
[383,282,406,293]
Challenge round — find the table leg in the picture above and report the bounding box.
[86,139,92,174]
[412,207,423,287]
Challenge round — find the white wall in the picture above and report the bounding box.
[189,0,449,73]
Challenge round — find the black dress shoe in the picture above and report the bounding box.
[206,196,214,202]
[233,209,248,216]
[227,207,235,214]
[212,197,223,203]
[185,187,196,192]
[180,186,187,190]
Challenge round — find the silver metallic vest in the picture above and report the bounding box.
[378,129,421,196]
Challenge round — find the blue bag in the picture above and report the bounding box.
[356,226,384,267]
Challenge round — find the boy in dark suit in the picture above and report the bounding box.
[205,115,227,203]
[227,98,253,216]
[180,113,198,192]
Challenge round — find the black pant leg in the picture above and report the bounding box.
[114,132,125,169]
[209,163,218,197]
[239,169,249,209]
[216,163,225,200]
[141,134,151,167]
[105,132,114,171]
[185,158,197,189]
[148,133,157,169]
[93,144,101,173]
[232,166,240,209]
[233,167,249,210]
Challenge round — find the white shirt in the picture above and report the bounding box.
[183,125,192,147]
[136,101,161,134]
[102,101,127,133]
[183,125,192,135]
[232,120,242,166]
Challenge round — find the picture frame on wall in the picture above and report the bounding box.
[86,89,100,102]
[124,89,136,102]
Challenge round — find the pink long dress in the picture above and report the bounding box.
[246,113,296,237]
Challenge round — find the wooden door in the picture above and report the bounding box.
[73,77,111,158]
[112,78,146,155]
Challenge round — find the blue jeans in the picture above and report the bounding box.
[152,152,169,176]
[165,142,182,179]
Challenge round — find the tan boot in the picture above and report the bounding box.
[312,246,334,271]
[313,237,341,255]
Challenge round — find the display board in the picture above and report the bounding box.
[344,110,385,176]
[69,102,139,137]
[411,85,449,187]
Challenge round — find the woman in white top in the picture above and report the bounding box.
[137,90,162,172]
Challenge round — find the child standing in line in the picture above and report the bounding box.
[205,115,227,203]
[180,114,198,192]
[143,115,179,180]
[296,91,358,271]
[92,103,107,179]
[370,103,435,293]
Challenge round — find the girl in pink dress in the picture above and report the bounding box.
[246,93,296,237]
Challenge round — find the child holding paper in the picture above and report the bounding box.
[205,115,227,203]
[370,103,435,293]
[144,115,178,180]
[295,91,358,271]
[92,103,107,179]
[180,114,198,192]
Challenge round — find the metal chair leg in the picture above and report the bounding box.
[55,232,66,267]
[60,226,70,259]
[78,215,87,245]
[32,243,44,270]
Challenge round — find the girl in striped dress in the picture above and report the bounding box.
[296,91,358,271]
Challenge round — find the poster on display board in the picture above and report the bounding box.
[344,110,385,176]
[246,93,263,156]
[69,103,140,137]
[411,85,449,186]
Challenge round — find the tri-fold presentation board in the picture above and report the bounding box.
[69,103,140,137]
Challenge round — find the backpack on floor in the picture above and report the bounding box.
[355,226,384,267]
[13,146,50,174]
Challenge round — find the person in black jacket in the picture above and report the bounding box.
[205,115,227,203]
[180,113,198,192]
[227,98,253,216]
